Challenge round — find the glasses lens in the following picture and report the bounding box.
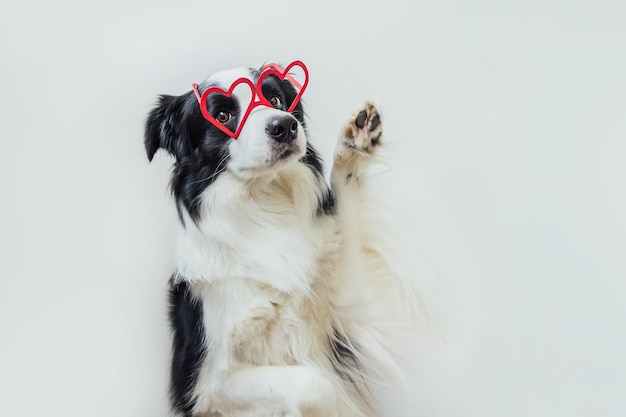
[199,79,256,138]
[258,64,307,113]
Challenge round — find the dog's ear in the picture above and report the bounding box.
[144,94,195,162]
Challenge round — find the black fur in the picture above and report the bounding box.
[330,330,369,404]
[168,278,207,417]
[144,89,233,221]
[301,143,336,215]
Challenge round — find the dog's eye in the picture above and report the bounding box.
[269,96,282,109]
[216,111,231,123]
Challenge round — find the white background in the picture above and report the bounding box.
[1,0,625,416]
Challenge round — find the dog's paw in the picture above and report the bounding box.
[340,101,383,155]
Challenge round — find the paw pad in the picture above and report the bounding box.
[343,102,383,152]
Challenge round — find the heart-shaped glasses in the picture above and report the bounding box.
[192,60,309,139]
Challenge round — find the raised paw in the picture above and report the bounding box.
[342,101,383,154]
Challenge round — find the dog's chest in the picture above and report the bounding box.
[200,279,330,366]
[179,208,328,295]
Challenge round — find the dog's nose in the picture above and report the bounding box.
[266,115,298,143]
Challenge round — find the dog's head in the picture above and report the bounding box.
[145,64,320,221]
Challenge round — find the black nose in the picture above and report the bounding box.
[266,115,298,143]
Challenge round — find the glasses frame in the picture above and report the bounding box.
[192,60,309,140]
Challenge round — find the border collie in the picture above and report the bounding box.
[145,61,428,417]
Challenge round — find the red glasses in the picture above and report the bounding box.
[192,60,309,139]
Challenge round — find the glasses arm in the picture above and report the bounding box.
[191,83,202,103]
[260,63,303,90]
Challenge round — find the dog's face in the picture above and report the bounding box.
[201,68,308,176]
[145,66,314,220]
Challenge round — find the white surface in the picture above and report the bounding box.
[1,0,625,416]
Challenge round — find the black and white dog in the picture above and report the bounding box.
[145,62,427,417]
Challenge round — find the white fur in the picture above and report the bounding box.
[228,105,308,178]
[170,81,430,416]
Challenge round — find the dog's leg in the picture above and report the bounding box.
[210,365,338,417]
[330,101,413,386]
[330,101,385,249]
[330,102,385,299]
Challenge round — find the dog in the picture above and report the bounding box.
[145,61,429,417]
